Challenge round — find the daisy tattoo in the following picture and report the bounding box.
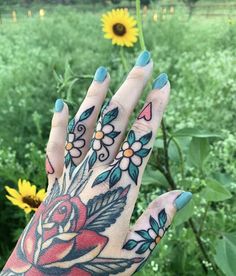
[92,130,152,188]
[88,106,120,170]
[65,106,95,176]
[123,209,168,254]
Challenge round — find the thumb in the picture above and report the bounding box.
[122,190,192,274]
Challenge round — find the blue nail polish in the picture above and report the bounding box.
[94,66,107,83]
[152,73,168,89]
[174,192,192,211]
[54,99,64,112]
[135,50,151,66]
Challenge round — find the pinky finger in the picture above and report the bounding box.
[122,191,192,274]
[46,99,69,187]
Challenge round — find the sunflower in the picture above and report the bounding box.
[5,179,46,214]
[101,9,138,47]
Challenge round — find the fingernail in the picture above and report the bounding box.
[94,66,107,83]
[135,50,151,66]
[174,192,192,211]
[54,99,64,112]
[152,73,168,89]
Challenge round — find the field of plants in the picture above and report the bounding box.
[0,1,235,275]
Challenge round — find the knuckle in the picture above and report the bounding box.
[104,98,127,115]
[132,121,152,135]
[126,67,146,81]
[47,141,64,153]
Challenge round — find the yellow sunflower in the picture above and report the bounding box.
[101,9,138,47]
[5,179,46,214]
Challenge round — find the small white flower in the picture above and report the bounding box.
[116,141,142,171]
[148,228,165,250]
[65,133,85,158]
[92,122,114,151]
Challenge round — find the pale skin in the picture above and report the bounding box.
[2,53,192,276]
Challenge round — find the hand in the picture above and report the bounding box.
[2,51,192,276]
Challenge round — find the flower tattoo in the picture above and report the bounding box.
[92,130,152,188]
[2,159,143,275]
[65,106,95,176]
[123,209,168,254]
[88,106,120,170]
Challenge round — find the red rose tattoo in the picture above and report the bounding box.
[3,159,141,275]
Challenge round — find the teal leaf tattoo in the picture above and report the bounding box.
[79,106,95,122]
[64,153,71,167]
[107,131,120,139]
[85,185,130,232]
[149,216,159,234]
[128,162,139,184]
[135,230,152,241]
[88,151,97,170]
[68,118,75,132]
[123,240,138,250]
[127,130,136,145]
[139,131,152,145]
[110,167,122,188]
[92,170,111,187]
[158,209,167,228]
[102,107,119,125]
[135,148,151,158]
[81,256,143,275]
[136,242,151,254]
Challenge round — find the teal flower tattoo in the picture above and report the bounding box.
[123,209,168,254]
[93,130,152,188]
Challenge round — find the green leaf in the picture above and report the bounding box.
[128,162,139,184]
[135,148,151,158]
[103,107,119,125]
[173,197,195,226]
[201,179,232,202]
[188,137,210,170]
[110,167,122,188]
[92,170,110,187]
[127,130,135,145]
[79,106,95,122]
[139,131,152,145]
[214,232,236,276]
[149,216,159,234]
[142,166,169,187]
[123,239,138,250]
[172,128,222,138]
[158,209,167,228]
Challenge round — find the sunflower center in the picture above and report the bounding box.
[23,196,41,208]
[123,148,134,158]
[95,131,104,140]
[155,236,161,244]
[113,23,126,36]
[66,142,73,151]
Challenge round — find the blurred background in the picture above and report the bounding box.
[0,0,235,275]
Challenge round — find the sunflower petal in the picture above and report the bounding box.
[5,186,22,200]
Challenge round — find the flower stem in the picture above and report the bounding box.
[136,0,146,51]
[119,47,128,72]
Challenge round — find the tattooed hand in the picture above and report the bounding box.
[2,51,192,276]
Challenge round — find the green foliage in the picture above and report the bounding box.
[0,4,235,276]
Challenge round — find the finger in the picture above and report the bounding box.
[92,73,170,189]
[86,51,153,170]
[46,99,69,186]
[121,191,192,274]
[65,67,110,173]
